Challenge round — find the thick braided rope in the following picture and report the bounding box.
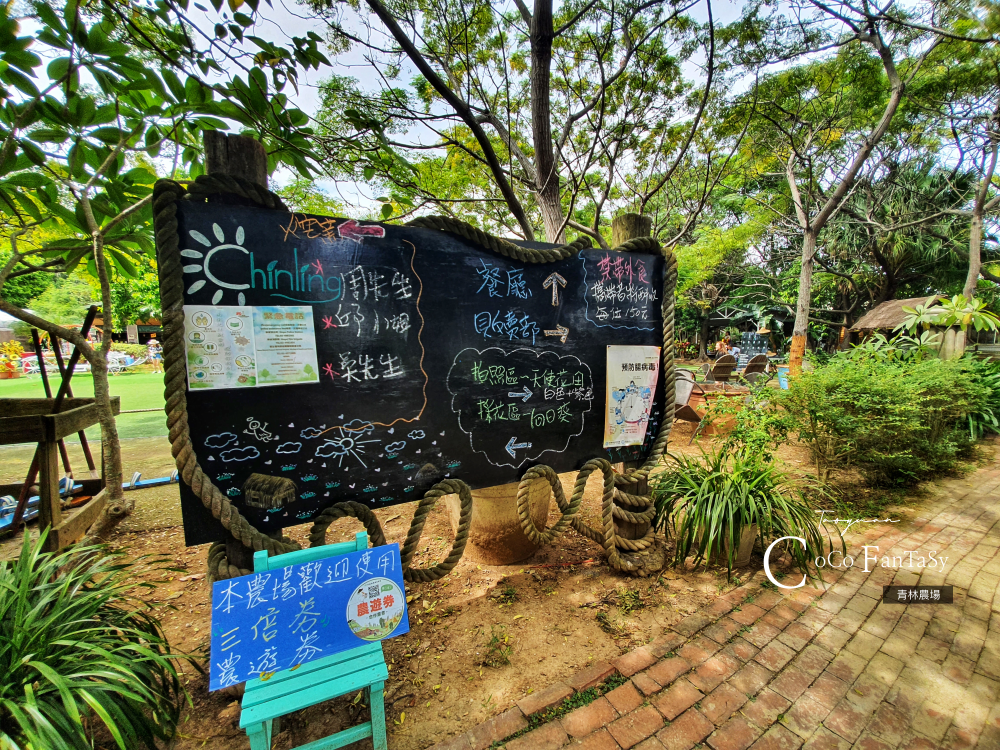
[399,478,473,583]
[515,463,590,546]
[410,217,678,571]
[308,502,389,548]
[406,215,592,262]
[155,178,300,566]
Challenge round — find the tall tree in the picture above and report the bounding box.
[307,0,719,242]
[734,0,953,372]
[0,0,327,537]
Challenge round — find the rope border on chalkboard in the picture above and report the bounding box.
[410,216,679,572]
[153,177,677,578]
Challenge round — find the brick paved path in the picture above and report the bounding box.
[431,464,1000,750]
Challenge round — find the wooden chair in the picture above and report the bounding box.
[738,354,769,385]
[240,531,389,750]
[674,369,707,444]
[701,354,737,384]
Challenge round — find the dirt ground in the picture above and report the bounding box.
[0,421,941,750]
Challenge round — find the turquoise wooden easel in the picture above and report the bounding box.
[239,532,389,750]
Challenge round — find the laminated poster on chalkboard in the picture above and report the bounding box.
[604,346,661,449]
[209,543,408,690]
[163,200,667,546]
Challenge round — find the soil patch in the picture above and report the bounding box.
[1,425,982,749]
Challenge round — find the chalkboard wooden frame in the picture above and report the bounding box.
[153,178,678,551]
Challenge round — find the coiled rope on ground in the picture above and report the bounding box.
[153,178,675,580]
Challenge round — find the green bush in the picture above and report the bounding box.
[965,357,1000,439]
[703,384,794,463]
[110,343,149,359]
[780,356,987,485]
[0,532,189,750]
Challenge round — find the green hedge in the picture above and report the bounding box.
[110,343,148,358]
[780,356,988,485]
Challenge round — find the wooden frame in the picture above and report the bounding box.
[0,397,119,551]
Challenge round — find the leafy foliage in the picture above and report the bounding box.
[780,355,987,484]
[0,532,190,750]
[24,274,97,325]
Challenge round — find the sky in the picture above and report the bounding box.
[202,0,750,211]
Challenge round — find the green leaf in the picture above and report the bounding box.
[380,203,393,219]
[4,173,49,188]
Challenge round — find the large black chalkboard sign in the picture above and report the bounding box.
[164,201,665,545]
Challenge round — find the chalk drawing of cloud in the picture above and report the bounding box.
[300,427,323,439]
[407,430,425,441]
[220,446,260,462]
[276,442,302,454]
[342,419,374,435]
[205,432,238,449]
[385,441,406,453]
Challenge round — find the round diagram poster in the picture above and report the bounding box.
[347,577,406,640]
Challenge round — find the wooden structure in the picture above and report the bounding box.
[0,396,117,551]
[240,532,388,750]
[849,295,943,335]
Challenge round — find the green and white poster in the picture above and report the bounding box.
[252,306,320,386]
[182,305,318,389]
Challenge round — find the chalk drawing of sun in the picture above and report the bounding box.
[315,424,380,468]
[182,224,250,305]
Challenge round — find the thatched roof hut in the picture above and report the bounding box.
[850,295,943,332]
[242,473,296,510]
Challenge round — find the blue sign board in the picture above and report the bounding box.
[209,544,409,691]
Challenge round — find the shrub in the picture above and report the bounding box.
[703,384,794,463]
[965,357,1000,439]
[110,343,149,359]
[780,355,987,484]
[651,448,833,579]
[0,532,189,750]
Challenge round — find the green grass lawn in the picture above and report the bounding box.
[0,371,168,440]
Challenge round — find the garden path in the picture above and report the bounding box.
[430,457,1000,750]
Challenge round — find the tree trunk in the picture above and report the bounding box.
[698,316,710,360]
[966,211,984,300]
[789,229,817,375]
[964,125,999,300]
[530,0,563,243]
[84,357,128,539]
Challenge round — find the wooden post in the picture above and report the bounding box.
[204,131,274,572]
[612,214,652,247]
[38,439,62,552]
[612,213,654,548]
[203,132,268,185]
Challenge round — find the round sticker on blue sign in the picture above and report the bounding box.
[347,578,405,641]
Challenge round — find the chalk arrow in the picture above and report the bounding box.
[506,436,532,458]
[543,324,569,343]
[337,219,386,241]
[542,272,567,306]
[508,385,533,402]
